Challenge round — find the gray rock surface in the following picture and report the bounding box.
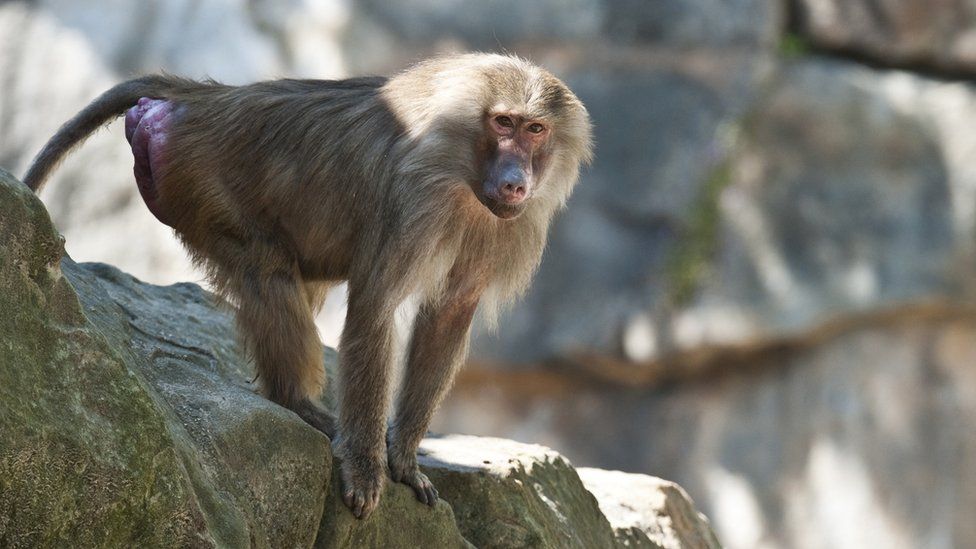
[419,435,619,549]
[684,58,976,353]
[0,168,716,548]
[578,468,721,549]
[792,0,976,73]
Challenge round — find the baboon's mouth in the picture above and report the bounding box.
[479,195,525,219]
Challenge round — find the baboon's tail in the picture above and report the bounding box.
[23,75,186,192]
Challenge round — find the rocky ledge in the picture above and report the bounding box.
[0,168,719,548]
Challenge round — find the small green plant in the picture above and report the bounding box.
[779,33,810,58]
[663,120,744,307]
[664,160,732,307]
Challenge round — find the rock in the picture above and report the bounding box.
[316,468,472,549]
[577,468,720,549]
[691,58,976,350]
[0,167,713,548]
[792,0,976,74]
[0,166,228,546]
[419,435,618,548]
[598,0,781,49]
[343,0,781,73]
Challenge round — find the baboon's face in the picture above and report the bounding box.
[477,110,551,220]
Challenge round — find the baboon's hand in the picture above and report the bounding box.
[338,454,386,519]
[388,444,439,506]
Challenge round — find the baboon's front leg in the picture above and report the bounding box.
[387,286,481,505]
[334,283,399,519]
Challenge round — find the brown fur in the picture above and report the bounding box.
[24,53,593,519]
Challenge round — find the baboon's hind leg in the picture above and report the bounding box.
[204,234,336,437]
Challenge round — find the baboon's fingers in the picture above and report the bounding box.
[348,488,381,519]
[353,493,366,518]
[339,457,384,519]
[415,481,429,506]
[424,483,438,506]
[414,472,438,506]
[394,468,438,506]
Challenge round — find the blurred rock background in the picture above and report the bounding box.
[2,1,976,547]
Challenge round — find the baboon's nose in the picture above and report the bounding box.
[500,182,527,203]
[494,161,529,204]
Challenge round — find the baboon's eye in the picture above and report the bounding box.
[494,115,515,128]
[526,123,545,134]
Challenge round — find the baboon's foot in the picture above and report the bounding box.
[292,399,337,439]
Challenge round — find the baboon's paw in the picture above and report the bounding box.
[339,457,385,519]
[388,448,438,506]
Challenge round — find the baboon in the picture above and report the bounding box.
[24,53,593,519]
